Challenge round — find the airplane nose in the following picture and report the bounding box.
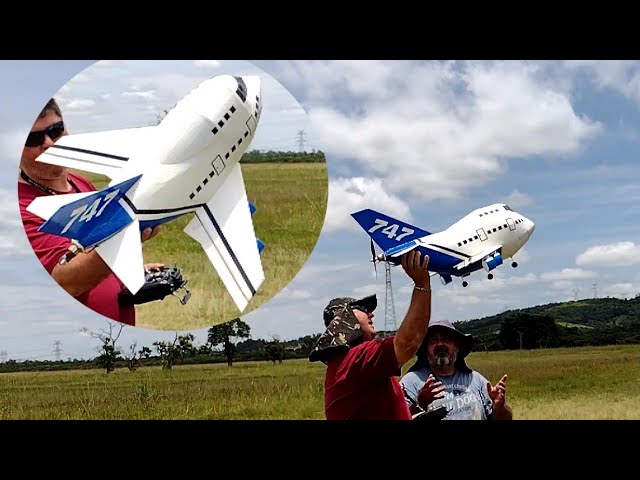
[525,218,535,238]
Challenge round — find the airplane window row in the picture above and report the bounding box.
[479,210,498,217]
[480,205,515,218]
[457,218,525,247]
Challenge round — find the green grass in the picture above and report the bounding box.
[2,345,639,419]
[72,163,328,331]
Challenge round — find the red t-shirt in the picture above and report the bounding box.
[324,336,412,420]
[18,172,135,326]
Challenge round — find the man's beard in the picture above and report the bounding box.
[430,346,456,368]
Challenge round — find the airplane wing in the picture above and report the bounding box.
[454,244,503,270]
[183,162,264,312]
[35,126,157,179]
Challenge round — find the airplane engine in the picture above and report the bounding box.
[482,253,503,272]
[440,274,452,285]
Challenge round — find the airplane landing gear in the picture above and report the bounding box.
[512,261,518,268]
[462,280,469,287]
[488,273,493,280]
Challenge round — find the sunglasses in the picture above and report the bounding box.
[25,121,65,148]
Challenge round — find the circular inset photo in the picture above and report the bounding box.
[17,60,328,331]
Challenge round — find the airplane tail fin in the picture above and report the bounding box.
[351,209,431,253]
[27,175,142,250]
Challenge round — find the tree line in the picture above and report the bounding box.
[240,150,326,163]
[3,295,640,374]
[0,319,320,374]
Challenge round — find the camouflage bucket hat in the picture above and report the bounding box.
[309,294,377,363]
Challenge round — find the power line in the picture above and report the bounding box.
[296,130,306,152]
[53,340,62,362]
[384,263,397,334]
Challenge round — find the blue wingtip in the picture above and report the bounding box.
[249,201,257,216]
[257,238,265,254]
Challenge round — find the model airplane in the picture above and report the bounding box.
[351,203,535,287]
[26,74,266,312]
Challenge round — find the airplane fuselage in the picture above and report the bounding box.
[410,203,535,276]
[359,203,535,286]
[112,75,262,229]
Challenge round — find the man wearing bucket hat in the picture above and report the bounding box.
[400,318,512,420]
[309,250,432,420]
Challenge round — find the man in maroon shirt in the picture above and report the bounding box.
[309,250,432,420]
[18,98,163,326]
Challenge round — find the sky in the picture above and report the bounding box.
[1,60,640,361]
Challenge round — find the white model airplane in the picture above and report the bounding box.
[26,74,266,312]
[351,203,535,287]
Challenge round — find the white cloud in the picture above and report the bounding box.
[323,177,412,232]
[121,90,155,100]
[505,189,533,208]
[510,272,538,285]
[513,247,531,264]
[600,282,640,299]
[576,241,640,268]
[565,60,640,104]
[0,128,30,166]
[0,234,23,256]
[441,292,483,305]
[550,280,575,291]
[280,288,313,300]
[0,188,21,227]
[273,60,603,202]
[67,71,91,83]
[194,60,221,69]
[541,268,599,281]
[59,98,96,110]
[350,284,380,299]
[46,321,76,327]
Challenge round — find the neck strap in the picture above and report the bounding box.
[20,170,79,195]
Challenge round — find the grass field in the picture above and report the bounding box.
[71,163,328,331]
[1,345,639,419]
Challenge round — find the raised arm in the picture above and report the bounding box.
[393,251,432,367]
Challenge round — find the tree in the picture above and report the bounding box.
[124,342,152,372]
[264,336,285,364]
[80,320,125,373]
[499,313,558,350]
[207,319,251,367]
[299,334,320,356]
[153,333,196,370]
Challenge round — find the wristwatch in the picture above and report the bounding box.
[58,239,86,265]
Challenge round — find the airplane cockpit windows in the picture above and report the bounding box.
[504,205,514,211]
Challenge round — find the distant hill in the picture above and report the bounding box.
[452,295,640,350]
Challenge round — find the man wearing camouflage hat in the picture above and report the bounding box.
[309,250,432,420]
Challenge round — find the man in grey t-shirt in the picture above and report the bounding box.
[400,318,512,420]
